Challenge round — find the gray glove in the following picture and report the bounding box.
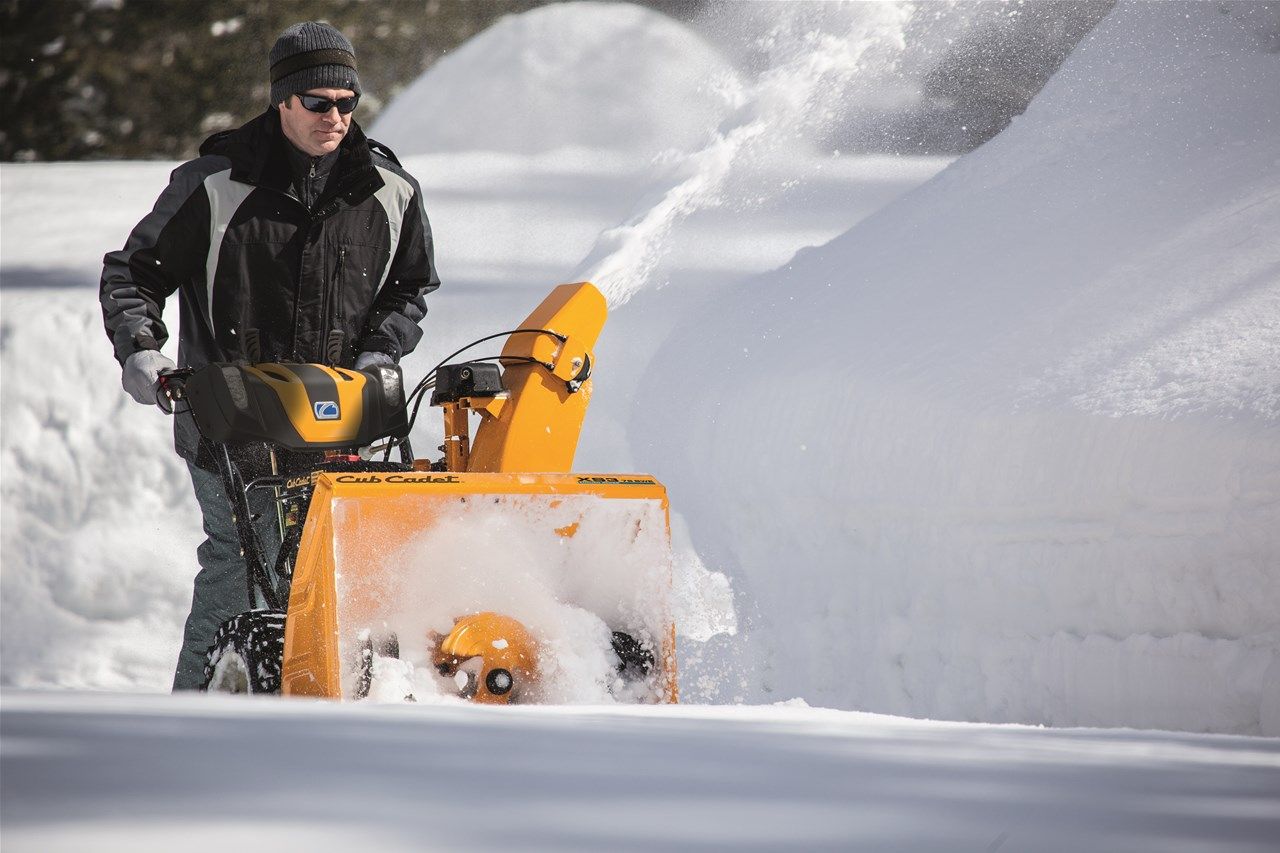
[122,350,177,406]
[354,351,395,370]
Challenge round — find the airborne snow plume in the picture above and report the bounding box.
[572,3,915,306]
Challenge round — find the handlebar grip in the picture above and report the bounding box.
[155,368,193,414]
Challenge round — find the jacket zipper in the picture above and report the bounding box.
[318,247,346,362]
[283,188,312,360]
[274,176,349,362]
[333,248,346,330]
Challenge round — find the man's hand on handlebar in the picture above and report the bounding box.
[121,350,176,407]
[155,367,193,414]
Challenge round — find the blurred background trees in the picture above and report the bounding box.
[1,0,1111,162]
[2,0,567,160]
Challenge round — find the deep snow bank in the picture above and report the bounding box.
[372,2,739,162]
[632,2,1280,734]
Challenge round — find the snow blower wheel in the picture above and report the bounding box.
[203,609,286,694]
[354,631,401,700]
[611,631,655,681]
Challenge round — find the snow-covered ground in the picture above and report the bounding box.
[2,1,1279,847]
[4,691,1279,853]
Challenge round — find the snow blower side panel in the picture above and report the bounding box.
[280,472,676,703]
[280,475,342,697]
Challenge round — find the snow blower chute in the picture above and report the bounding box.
[163,283,676,704]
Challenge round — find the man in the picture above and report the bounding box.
[100,22,440,690]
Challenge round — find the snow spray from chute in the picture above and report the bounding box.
[573,2,914,307]
[561,3,917,700]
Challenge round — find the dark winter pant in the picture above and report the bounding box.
[172,462,283,691]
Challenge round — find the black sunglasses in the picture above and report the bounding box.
[296,93,360,115]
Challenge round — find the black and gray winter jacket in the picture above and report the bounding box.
[100,108,440,464]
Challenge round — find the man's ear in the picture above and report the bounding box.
[278,96,292,111]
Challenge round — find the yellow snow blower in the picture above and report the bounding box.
[163,283,676,704]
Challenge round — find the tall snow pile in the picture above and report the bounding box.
[631,2,1280,734]
[372,1,739,162]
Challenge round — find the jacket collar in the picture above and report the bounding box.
[200,109,384,209]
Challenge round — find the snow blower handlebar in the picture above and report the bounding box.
[155,367,289,609]
[155,367,193,415]
[152,363,414,612]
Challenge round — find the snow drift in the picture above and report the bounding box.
[629,2,1280,733]
[371,2,739,163]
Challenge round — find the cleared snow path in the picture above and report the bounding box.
[3,692,1278,852]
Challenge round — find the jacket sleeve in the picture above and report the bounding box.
[100,161,212,366]
[358,178,441,361]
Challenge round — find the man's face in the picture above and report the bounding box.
[277,87,356,156]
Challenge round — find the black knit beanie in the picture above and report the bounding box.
[269,22,361,106]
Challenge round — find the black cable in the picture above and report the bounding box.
[404,328,564,411]
[377,354,550,462]
[400,329,565,442]
[379,328,567,464]
[462,354,546,369]
[401,354,550,449]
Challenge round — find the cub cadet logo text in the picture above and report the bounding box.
[335,474,460,484]
[577,476,657,486]
[313,400,340,420]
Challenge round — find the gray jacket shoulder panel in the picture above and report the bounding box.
[101,154,232,364]
[171,153,234,185]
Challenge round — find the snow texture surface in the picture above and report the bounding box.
[0,0,1276,787]
[3,1,1280,847]
[3,691,1279,852]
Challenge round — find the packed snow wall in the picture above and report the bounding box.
[630,2,1280,734]
[372,1,740,164]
